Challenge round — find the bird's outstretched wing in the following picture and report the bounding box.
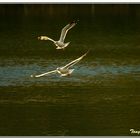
[38,36,56,43]
[31,70,57,78]
[59,20,77,42]
[62,50,89,69]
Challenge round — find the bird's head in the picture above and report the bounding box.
[38,36,49,40]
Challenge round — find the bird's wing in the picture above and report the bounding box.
[47,37,56,43]
[62,50,89,69]
[31,70,57,78]
[59,20,77,42]
[38,36,56,43]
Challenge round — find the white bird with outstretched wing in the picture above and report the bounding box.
[38,20,77,50]
[30,50,89,78]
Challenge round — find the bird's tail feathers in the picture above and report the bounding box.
[65,42,70,47]
[69,69,75,74]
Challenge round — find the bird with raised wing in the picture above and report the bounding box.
[30,50,89,78]
[38,20,77,50]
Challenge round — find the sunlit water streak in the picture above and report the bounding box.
[0,58,139,86]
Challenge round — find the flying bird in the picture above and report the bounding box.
[30,50,89,78]
[38,20,77,50]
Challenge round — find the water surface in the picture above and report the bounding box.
[0,15,140,136]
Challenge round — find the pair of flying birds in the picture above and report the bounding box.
[31,20,89,78]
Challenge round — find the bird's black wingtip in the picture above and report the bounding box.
[70,19,79,25]
[85,48,90,54]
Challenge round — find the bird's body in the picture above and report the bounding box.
[30,50,89,78]
[38,20,77,50]
[57,67,74,76]
[55,41,70,50]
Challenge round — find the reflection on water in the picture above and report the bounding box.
[0,15,140,136]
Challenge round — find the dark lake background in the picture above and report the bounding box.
[0,4,140,136]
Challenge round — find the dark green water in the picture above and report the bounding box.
[0,15,140,136]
